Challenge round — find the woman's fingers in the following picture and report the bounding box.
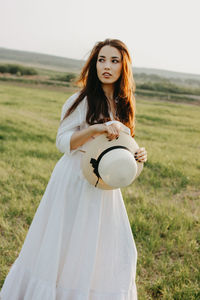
[134,147,148,162]
[106,124,121,140]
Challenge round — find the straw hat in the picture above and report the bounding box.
[81,121,143,190]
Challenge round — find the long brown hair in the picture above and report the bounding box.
[63,38,136,137]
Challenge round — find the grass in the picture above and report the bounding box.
[0,82,200,299]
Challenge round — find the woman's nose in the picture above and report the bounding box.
[104,63,111,69]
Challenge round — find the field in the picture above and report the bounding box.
[0,81,200,299]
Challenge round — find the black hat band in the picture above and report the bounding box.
[90,145,131,187]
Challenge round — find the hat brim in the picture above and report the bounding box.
[81,130,141,190]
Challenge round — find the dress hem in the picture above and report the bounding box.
[0,259,137,300]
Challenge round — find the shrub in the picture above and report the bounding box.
[0,64,37,75]
[51,73,77,82]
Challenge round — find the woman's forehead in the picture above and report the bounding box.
[98,45,121,59]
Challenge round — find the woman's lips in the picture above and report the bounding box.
[102,72,112,78]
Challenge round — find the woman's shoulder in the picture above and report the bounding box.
[61,91,88,120]
[62,91,80,108]
[62,91,88,108]
[68,91,88,111]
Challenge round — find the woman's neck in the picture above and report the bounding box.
[102,83,114,101]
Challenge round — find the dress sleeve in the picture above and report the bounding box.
[56,92,84,155]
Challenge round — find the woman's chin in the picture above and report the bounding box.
[100,79,116,85]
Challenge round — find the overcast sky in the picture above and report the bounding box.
[0,0,199,75]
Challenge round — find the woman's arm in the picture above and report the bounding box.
[70,124,106,151]
[70,122,122,151]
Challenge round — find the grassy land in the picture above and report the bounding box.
[0,82,200,299]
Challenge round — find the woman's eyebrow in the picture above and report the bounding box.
[98,55,120,59]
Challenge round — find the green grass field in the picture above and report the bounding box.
[0,82,200,299]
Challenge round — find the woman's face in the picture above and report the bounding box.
[96,45,122,86]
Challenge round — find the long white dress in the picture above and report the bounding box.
[0,92,138,300]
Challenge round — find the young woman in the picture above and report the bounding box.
[0,39,147,300]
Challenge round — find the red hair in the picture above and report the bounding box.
[63,38,136,137]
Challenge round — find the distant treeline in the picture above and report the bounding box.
[0,64,38,76]
[50,73,77,82]
[136,81,200,96]
[0,63,77,82]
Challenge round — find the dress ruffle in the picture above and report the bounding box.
[0,258,137,300]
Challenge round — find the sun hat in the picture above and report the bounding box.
[81,121,143,190]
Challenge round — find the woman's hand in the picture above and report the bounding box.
[91,123,121,140]
[134,147,147,163]
[91,124,147,162]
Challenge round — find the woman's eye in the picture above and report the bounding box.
[98,58,104,62]
[112,59,119,63]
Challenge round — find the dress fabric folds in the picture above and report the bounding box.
[0,92,138,300]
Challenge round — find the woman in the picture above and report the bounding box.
[0,38,147,300]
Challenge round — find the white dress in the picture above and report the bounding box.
[0,92,138,300]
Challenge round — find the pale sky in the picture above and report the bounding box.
[0,0,200,75]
